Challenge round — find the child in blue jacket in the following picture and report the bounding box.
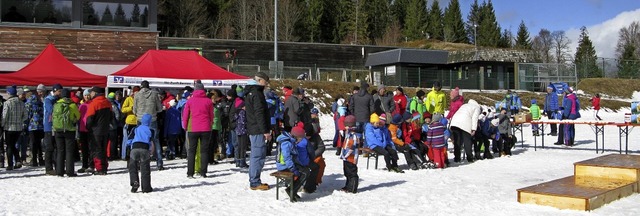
[128,114,154,193]
[365,113,403,173]
[275,126,309,202]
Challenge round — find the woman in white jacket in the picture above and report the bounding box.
[449,99,481,163]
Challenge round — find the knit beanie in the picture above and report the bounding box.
[37,84,46,92]
[379,113,387,125]
[108,92,116,99]
[392,114,403,125]
[6,86,16,96]
[291,123,306,138]
[83,89,91,96]
[344,115,356,127]
[370,113,380,124]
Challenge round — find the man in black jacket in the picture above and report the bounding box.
[246,72,272,191]
[349,81,374,134]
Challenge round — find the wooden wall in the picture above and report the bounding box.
[0,26,157,61]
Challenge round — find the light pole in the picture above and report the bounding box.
[474,23,478,61]
[274,0,278,79]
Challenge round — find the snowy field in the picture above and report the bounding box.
[1,109,639,215]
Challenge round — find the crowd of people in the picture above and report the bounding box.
[0,75,585,201]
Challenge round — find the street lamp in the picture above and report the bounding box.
[474,23,478,61]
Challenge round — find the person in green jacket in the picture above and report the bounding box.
[210,90,223,164]
[425,81,447,115]
[52,88,81,177]
[409,90,427,123]
[530,99,542,136]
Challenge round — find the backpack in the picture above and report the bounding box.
[52,100,76,132]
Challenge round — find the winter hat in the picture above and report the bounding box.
[194,83,205,90]
[432,113,443,123]
[412,111,421,121]
[6,86,16,96]
[450,87,460,99]
[531,99,537,104]
[344,115,356,127]
[565,87,574,94]
[291,124,306,138]
[423,112,432,121]
[377,84,385,92]
[255,72,270,82]
[141,80,150,89]
[392,114,403,125]
[500,107,508,112]
[108,92,115,99]
[16,88,24,96]
[360,81,370,91]
[236,86,244,94]
[491,118,500,127]
[311,108,319,115]
[547,84,554,90]
[416,90,426,98]
[61,88,71,98]
[90,86,105,94]
[396,86,404,94]
[52,83,63,92]
[132,86,141,93]
[226,89,237,98]
[402,112,412,122]
[22,86,30,93]
[337,98,345,107]
[169,99,177,107]
[370,113,380,124]
[83,89,90,96]
[379,113,387,124]
[182,91,191,98]
[36,84,46,92]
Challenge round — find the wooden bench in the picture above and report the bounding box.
[359,148,379,170]
[270,171,295,202]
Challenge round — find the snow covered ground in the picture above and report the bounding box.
[1,110,639,215]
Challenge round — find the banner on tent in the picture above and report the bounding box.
[107,76,250,88]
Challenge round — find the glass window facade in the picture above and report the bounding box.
[1,0,73,25]
[1,0,154,30]
[83,1,149,27]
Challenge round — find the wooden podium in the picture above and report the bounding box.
[517,154,640,211]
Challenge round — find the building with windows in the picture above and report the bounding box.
[0,0,158,75]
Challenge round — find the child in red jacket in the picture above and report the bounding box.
[590,93,601,120]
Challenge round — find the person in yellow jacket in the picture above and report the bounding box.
[120,86,140,159]
[425,81,446,115]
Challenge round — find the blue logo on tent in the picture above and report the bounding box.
[113,76,124,83]
[212,80,223,86]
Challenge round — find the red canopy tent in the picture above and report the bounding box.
[0,44,106,87]
[107,50,249,89]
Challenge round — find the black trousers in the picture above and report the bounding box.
[55,131,76,176]
[4,131,21,168]
[78,131,93,169]
[209,130,219,163]
[92,134,109,172]
[474,136,492,158]
[303,161,320,193]
[395,144,421,167]
[129,148,152,191]
[548,113,557,134]
[451,127,474,162]
[108,129,119,160]
[29,130,44,165]
[43,132,55,171]
[187,131,211,176]
[373,145,399,169]
[235,134,249,160]
[343,161,359,193]
[498,133,513,155]
[557,123,565,144]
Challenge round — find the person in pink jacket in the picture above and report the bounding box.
[446,87,464,120]
[77,89,93,173]
[182,83,214,178]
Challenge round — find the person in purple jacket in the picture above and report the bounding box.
[182,83,214,178]
[234,99,249,168]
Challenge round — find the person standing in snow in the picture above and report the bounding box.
[590,93,601,120]
[562,87,580,147]
[25,85,45,167]
[245,72,272,191]
[128,113,154,193]
[496,108,513,156]
[85,87,114,175]
[544,84,559,136]
[446,87,464,120]
[392,87,408,116]
[233,99,249,168]
[182,83,214,178]
[53,88,80,177]
[133,81,164,170]
[43,84,63,175]
[425,81,447,116]
[373,84,395,118]
[340,115,359,193]
[449,99,482,163]
[283,87,303,132]
[2,86,28,171]
[530,99,542,136]
[349,81,374,137]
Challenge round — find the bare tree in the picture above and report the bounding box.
[616,21,640,59]
[552,30,571,63]
[234,0,255,40]
[279,0,302,42]
[174,0,208,38]
[380,19,402,46]
[531,29,553,63]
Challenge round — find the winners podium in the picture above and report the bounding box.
[517,154,640,211]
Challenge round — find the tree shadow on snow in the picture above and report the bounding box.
[154,181,222,192]
[358,180,407,193]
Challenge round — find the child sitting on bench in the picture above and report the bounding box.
[275,124,309,201]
